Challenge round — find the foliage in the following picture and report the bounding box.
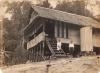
[3,0,51,65]
[36,0,51,8]
[3,1,32,65]
[55,0,92,17]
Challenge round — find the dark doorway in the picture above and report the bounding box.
[93,47,100,55]
[45,21,55,38]
[73,45,81,57]
[62,43,69,54]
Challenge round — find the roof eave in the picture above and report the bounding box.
[23,15,39,32]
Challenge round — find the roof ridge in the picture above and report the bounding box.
[32,5,92,19]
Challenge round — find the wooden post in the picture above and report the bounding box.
[41,41,45,60]
[30,49,32,62]
[64,23,67,38]
[59,22,62,38]
[34,47,36,62]
[38,45,40,62]
[29,49,30,61]
[33,48,35,62]
[34,48,36,62]
[0,20,4,66]
[31,48,33,62]
[55,21,58,37]
[43,41,45,56]
[43,20,45,33]
[36,46,38,62]
[42,20,45,60]
[39,43,42,61]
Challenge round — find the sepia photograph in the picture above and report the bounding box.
[0,0,100,73]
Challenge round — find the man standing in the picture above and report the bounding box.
[69,40,74,57]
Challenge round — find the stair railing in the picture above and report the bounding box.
[45,38,55,57]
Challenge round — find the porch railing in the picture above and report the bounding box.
[27,32,45,49]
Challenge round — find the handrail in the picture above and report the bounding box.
[45,38,55,57]
[27,32,45,49]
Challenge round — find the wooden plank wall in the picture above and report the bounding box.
[54,21,67,38]
[54,21,80,45]
[93,30,100,47]
[80,27,93,51]
[0,21,4,66]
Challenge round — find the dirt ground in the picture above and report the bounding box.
[0,56,100,73]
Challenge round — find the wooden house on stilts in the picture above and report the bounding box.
[24,6,100,62]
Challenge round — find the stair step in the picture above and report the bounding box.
[51,45,57,47]
[51,44,57,45]
[54,50,64,52]
[53,49,63,51]
[49,41,56,43]
[54,51,65,54]
[51,46,57,48]
[51,44,56,45]
[55,54,66,57]
[55,52,64,54]
[55,53,65,55]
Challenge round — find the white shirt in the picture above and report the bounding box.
[69,43,74,48]
[57,42,61,50]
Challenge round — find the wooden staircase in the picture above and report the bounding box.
[0,50,5,66]
[46,38,66,58]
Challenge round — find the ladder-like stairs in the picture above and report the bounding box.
[46,38,66,58]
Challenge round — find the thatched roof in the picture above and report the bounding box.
[24,5,100,31]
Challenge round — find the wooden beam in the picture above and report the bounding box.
[40,43,42,61]
[43,21,45,32]
[59,22,62,38]
[33,48,35,62]
[42,41,45,60]
[32,48,34,62]
[64,23,67,38]
[55,21,58,37]
[29,50,31,61]
[31,49,32,62]
[36,46,38,62]
[34,47,36,62]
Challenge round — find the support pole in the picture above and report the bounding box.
[0,20,4,66]
[59,22,62,38]
[40,43,42,61]
[33,48,35,62]
[64,23,67,38]
[36,46,38,62]
[55,21,58,37]
[34,47,36,62]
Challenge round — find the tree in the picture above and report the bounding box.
[3,1,32,65]
[55,0,92,17]
[36,0,51,8]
